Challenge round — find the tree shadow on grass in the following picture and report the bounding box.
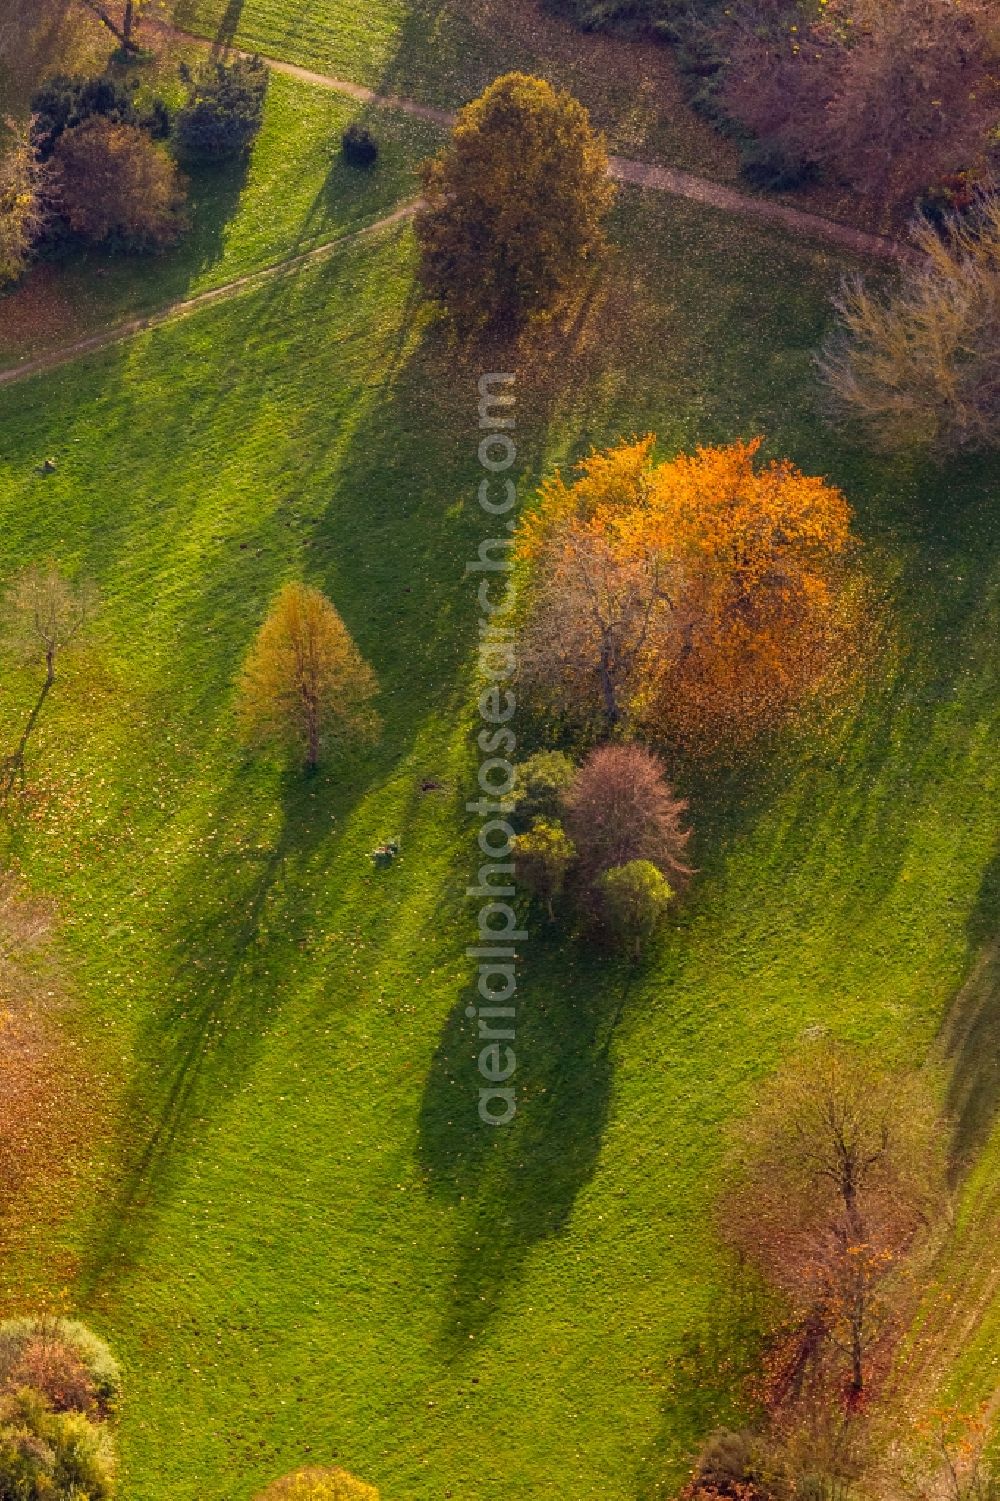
[78,746,378,1297]
[208,0,246,57]
[73,251,488,1297]
[939,847,1000,1179]
[417,918,634,1353]
[635,1269,769,1501]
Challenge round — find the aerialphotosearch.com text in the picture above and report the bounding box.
[466,371,521,1127]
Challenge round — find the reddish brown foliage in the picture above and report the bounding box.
[720,1040,947,1415]
[720,0,1000,211]
[51,116,187,248]
[562,743,692,889]
[7,1335,98,1415]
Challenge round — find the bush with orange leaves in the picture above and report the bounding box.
[516,435,868,754]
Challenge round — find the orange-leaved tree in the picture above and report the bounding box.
[517,435,863,752]
[238,582,380,772]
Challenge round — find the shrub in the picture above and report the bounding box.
[29,72,167,161]
[513,819,576,919]
[0,1319,122,1418]
[51,116,187,250]
[818,195,1000,454]
[416,71,614,339]
[563,744,692,890]
[0,1387,115,1500]
[255,1467,380,1500]
[684,1430,774,1501]
[172,55,268,162]
[511,750,576,830]
[597,860,673,956]
[341,123,378,168]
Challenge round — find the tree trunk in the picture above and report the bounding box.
[849,1316,864,1403]
[599,643,620,732]
[304,703,320,771]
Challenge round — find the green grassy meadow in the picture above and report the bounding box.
[0,167,997,1499]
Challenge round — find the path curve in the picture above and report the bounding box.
[233,42,907,264]
[0,202,420,391]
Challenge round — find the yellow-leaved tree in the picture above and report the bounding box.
[237,582,380,772]
[416,71,614,340]
[517,435,865,752]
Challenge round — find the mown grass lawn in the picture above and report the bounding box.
[0,71,441,369]
[0,183,996,1500]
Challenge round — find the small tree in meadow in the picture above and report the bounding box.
[255,1467,380,1500]
[1,567,97,796]
[597,859,673,958]
[514,818,576,919]
[238,582,380,772]
[563,743,692,891]
[4,566,97,689]
[51,117,187,249]
[416,71,614,339]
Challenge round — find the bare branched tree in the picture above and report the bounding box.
[1,566,97,796]
[819,196,1000,455]
[720,1038,948,1412]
